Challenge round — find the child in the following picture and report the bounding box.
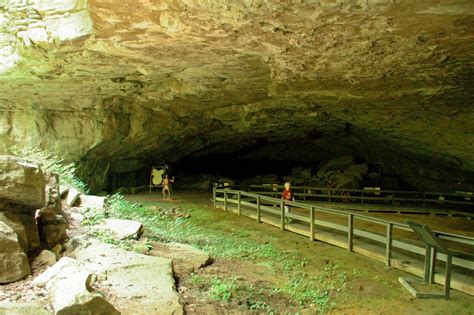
[281,182,295,213]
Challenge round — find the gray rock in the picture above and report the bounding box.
[32,257,83,288]
[33,256,118,315]
[150,242,211,276]
[100,219,144,240]
[37,208,68,248]
[0,302,50,315]
[34,250,57,267]
[0,155,45,208]
[51,244,63,260]
[0,212,27,251]
[65,188,80,207]
[46,270,119,315]
[78,195,107,210]
[70,239,183,315]
[0,220,31,284]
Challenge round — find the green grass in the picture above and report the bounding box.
[209,277,238,301]
[8,146,88,193]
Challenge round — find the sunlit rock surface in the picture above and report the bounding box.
[0,0,473,192]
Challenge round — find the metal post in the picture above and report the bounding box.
[224,190,228,211]
[309,206,315,241]
[237,191,241,216]
[361,191,364,205]
[348,214,353,252]
[280,200,285,231]
[257,196,261,223]
[423,192,426,208]
[386,223,393,266]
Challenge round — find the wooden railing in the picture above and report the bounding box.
[213,188,474,296]
[247,184,474,214]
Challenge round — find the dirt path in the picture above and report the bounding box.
[126,191,474,314]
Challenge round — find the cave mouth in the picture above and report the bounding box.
[104,138,418,194]
[173,153,310,180]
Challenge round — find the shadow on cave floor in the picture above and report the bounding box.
[124,190,474,314]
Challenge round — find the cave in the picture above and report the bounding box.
[1,0,474,313]
[1,0,474,195]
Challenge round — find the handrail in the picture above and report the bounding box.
[213,188,474,294]
[219,189,474,244]
[247,184,474,213]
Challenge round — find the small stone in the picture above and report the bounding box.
[34,250,57,267]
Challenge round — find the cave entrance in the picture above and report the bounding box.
[173,152,308,181]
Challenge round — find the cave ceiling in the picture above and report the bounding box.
[0,0,473,190]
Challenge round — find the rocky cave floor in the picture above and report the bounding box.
[2,190,474,314]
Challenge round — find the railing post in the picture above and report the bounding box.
[361,191,364,205]
[348,214,353,252]
[224,189,228,211]
[280,200,285,231]
[424,245,432,282]
[237,191,241,216]
[386,223,393,266]
[257,196,261,223]
[213,188,217,208]
[309,206,315,241]
[423,192,426,208]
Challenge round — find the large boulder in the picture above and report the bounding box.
[0,156,45,250]
[0,156,45,209]
[0,220,31,284]
[36,207,68,248]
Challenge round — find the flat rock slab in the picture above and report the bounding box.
[0,302,50,315]
[100,218,144,240]
[32,257,119,315]
[78,195,107,210]
[65,188,80,207]
[150,242,211,276]
[69,239,183,315]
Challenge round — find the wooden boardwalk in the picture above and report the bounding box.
[213,188,474,296]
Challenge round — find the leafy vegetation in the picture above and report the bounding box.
[8,146,88,193]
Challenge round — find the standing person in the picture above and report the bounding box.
[281,182,295,214]
[161,175,175,199]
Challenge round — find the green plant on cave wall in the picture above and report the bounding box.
[7,146,88,193]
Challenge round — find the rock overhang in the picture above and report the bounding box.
[0,0,473,192]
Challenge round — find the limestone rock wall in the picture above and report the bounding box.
[0,0,473,192]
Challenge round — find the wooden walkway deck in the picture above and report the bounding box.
[213,189,474,296]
